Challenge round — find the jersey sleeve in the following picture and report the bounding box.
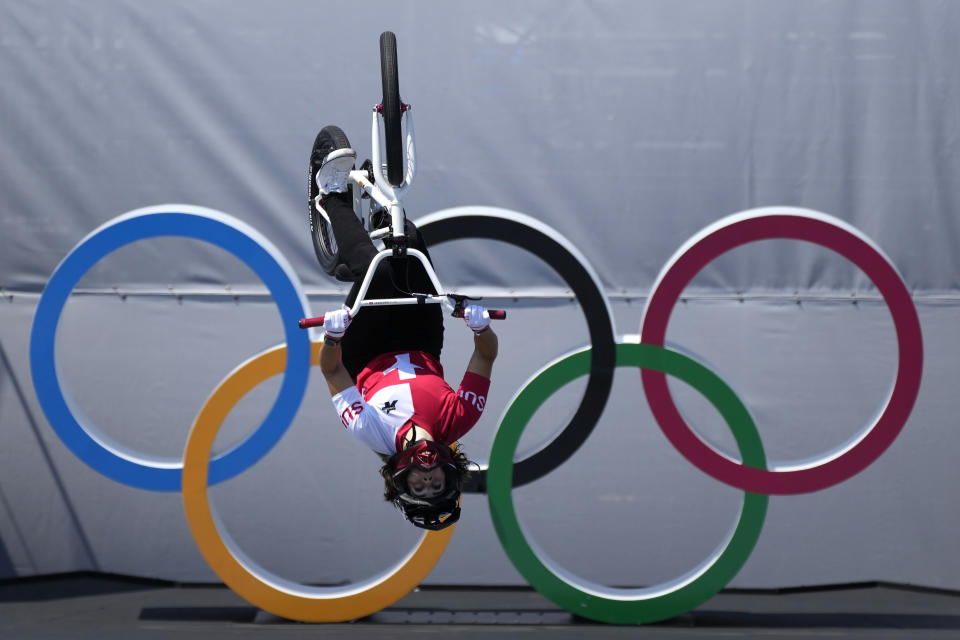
[331,386,394,455]
[438,371,492,443]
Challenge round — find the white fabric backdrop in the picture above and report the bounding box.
[1,0,958,588]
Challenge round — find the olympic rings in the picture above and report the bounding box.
[31,204,924,625]
[182,341,457,622]
[29,205,313,491]
[487,342,768,625]
[639,207,924,494]
[416,207,617,491]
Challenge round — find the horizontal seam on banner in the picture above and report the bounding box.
[4,288,960,303]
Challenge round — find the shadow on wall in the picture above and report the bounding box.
[0,343,98,578]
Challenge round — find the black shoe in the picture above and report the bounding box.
[333,264,355,282]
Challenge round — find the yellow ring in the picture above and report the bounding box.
[182,341,456,622]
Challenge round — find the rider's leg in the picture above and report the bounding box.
[321,192,377,280]
[313,136,444,378]
[317,165,438,288]
[333,214,444,380]
[339,252,445,379]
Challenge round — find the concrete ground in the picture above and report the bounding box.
[2,574,960,639]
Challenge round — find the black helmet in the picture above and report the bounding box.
[395,488,461,530]
[389,440,462,530]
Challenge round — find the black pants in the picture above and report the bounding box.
[324,193,444,379]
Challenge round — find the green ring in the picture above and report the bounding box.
[487,342,768,624]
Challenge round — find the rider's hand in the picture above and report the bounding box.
[462,304,491,333]
[324,306,351,341]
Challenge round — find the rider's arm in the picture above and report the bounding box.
[439,360,493,443]
[318,307,355,396]
[320,339,355,396]
[466,326,498,379]
[461,304,498,379]
[327,365,394,455]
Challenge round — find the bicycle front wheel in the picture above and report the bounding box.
[379,31,404,186]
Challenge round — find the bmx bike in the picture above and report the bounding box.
[300,31,505,329]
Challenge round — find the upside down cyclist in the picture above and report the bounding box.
[308,126,499,530]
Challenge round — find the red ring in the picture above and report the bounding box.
[640,209,923,494]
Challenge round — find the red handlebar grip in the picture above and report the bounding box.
[451,309,507,319]
[298,316,325,329]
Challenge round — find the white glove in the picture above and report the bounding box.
[462,304,490,333]
[323,306,351,340]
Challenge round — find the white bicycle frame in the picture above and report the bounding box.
[343,104,454,318]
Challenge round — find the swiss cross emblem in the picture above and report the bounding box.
[415,449,438,467]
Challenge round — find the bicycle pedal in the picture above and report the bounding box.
[369,206,390,230]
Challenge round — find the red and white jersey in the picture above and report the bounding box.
[331,350,490,455]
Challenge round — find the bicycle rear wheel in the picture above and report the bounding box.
[308,125,351,276]
[379,31,404,186]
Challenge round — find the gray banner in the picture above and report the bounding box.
[0,0,957,590]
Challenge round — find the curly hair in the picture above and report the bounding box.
[379,443,473,504]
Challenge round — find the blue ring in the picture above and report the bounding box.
[29,209,312,491]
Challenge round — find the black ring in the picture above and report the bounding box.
[418,213,616,492]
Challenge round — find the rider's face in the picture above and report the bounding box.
[406,467,446,499]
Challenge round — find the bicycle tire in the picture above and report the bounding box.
[308,125,351,275]
[379,31,404,186]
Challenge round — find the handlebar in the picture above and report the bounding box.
[299,307,506,329]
